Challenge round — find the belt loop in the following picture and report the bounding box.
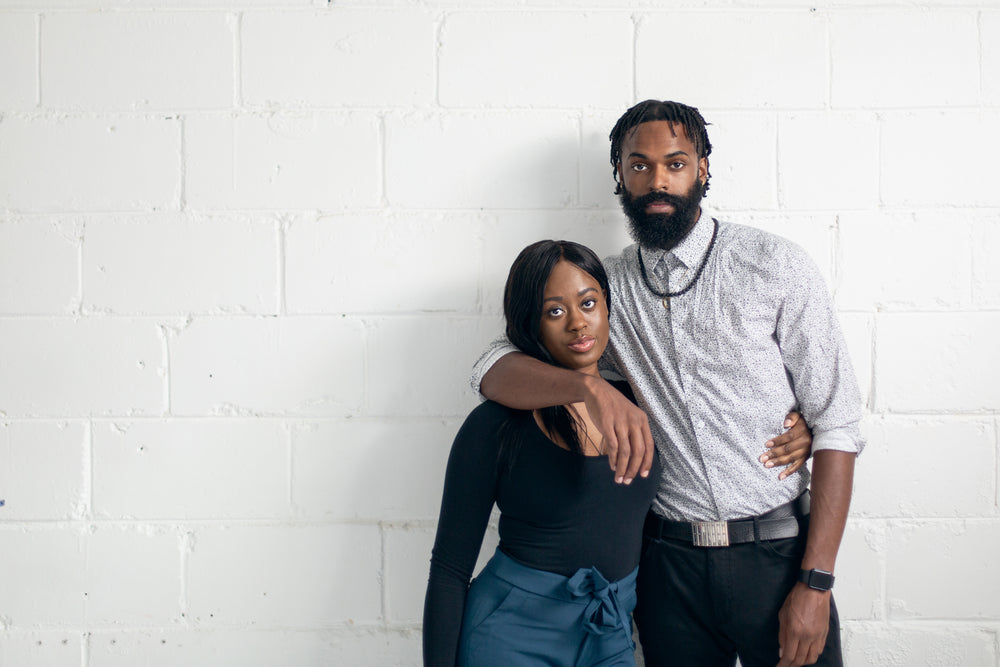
[752,516,761,545]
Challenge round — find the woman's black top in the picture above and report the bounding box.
[422,382,659,666]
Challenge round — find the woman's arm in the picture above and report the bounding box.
[422,406,504,667]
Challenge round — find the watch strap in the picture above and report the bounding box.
[798,568,835,591]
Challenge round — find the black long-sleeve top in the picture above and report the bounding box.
[422,385,659,666]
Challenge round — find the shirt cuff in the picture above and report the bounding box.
[812,428,865,455]
[469,338,519,397]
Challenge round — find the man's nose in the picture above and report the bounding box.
[650,165,670,192]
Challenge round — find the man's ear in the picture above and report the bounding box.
[698,157,709,185]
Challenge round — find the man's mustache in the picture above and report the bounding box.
[632,191,685,209]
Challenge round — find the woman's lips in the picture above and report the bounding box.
[568,336,596,353]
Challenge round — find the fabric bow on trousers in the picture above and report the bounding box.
[457,549,639,667]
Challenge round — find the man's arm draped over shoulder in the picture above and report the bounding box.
[471,338,654,483]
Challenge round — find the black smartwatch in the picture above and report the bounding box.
[798,568,835,591]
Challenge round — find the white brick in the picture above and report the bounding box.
[42,13,233,110]
[636,12,827,108]
[843,626,996,667]
[778,113,879,210]
[580,110,628,210]
[0,13,36,108]
[838,313,872,408]
[881,111,1000,207]
[85,526,181,626]
[242,9,434,108]
[875,313,1000,413]
[837,211,972,311]
[185,113,379,210]
[92,420,287,520]
[384,524,435,623]
[290,419,453,520]
[169,317,364,417]
[480,209,635,317]
[973,214,1000,308]
[0,319,165,417]
[0,631,82,667]
[985,11,1000,106]
[366,316,489,417]
[0,217,80,315]
[0,116,180,212]
[853,417,995,518]
[385,112,579,209]
[835,522,884,621]
[439,12,632,108]
[700,112,778,211]
[187,525,381,625]
[886,520,1000,618]
[88,628,422,667]
[0,421,86,520]
[285,212,481,315]
[831,11,978,108]
[83,214,279,315]
[0,528,85,626]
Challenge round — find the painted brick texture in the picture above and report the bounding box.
[0,3,997,666]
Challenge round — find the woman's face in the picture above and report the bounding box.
[538,260,610,376]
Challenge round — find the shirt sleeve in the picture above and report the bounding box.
[422,405,504,667]
[775,244,865,455]
[469,335,519,396]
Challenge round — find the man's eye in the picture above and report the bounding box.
[670,161,686,169]
[631,164,647,172]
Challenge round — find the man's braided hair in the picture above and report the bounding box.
[609,100,713,195]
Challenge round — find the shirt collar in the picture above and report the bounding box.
[644,205,717,274]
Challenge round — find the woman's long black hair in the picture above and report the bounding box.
[498,240,610,467]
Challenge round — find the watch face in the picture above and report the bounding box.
[806,569,835,591]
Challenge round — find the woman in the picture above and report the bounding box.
[423,240,807,666]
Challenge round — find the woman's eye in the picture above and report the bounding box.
[582,299,596,309]
[546,306,564,317]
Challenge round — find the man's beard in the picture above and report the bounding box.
[619,180,705,251]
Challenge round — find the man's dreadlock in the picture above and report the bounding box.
[609,100,713,195]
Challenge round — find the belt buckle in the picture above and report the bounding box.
[691,520,730,547]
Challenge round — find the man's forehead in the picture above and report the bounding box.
[623,120,692,150]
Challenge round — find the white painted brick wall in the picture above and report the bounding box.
[1,3,997,666]
[42,13,235,110]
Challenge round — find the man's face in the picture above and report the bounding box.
[617,120,708,251]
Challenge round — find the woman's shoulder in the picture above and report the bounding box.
[455,401,523,441]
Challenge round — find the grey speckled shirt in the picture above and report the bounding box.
[471,206,864,522]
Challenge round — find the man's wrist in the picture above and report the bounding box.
[798,568,835,592]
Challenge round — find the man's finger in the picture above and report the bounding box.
[613,425,631,483]
[622,422,646,482]
[639,419,655,477]
[604,430,620,473]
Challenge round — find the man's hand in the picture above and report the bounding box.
[760,412,812,480]
[776,583,831,667]
[582,375,654,484]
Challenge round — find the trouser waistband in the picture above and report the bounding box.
[643,491,810,547]
[486,549,637,637]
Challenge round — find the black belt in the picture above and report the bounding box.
[643,492,810,548]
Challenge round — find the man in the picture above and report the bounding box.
[471,100,863,667]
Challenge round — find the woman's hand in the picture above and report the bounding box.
[759,411,812,480]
